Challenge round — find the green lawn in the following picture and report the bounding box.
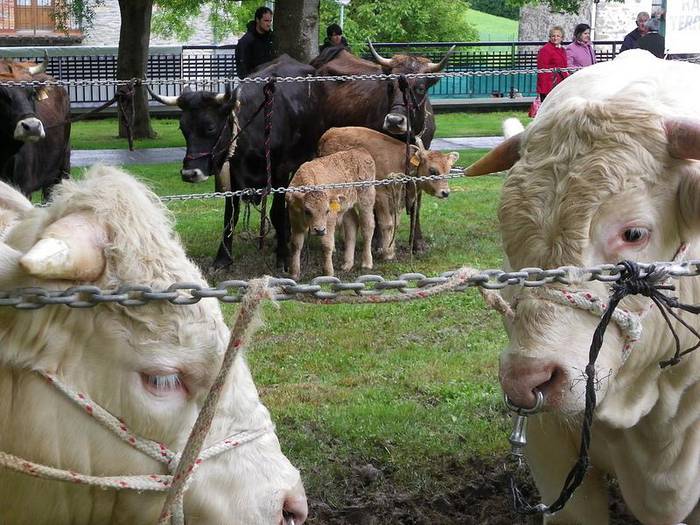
[69,113,527,150]
[70,153,521,522]
[464,8,518,42]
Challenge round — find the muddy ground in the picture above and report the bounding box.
[305,458,639,525]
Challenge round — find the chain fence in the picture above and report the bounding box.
[2,260,699,309]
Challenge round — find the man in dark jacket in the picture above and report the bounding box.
[319,23,351,52]
[637,17,665,58]
[235,6,275,78]
[620,11,650,52]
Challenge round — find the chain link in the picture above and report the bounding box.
[1,261,698,309]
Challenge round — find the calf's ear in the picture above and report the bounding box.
[448,151,459,164]
[20,212,108,282]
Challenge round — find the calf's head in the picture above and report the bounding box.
[470,96,700,423]
[411,138,458,198]
[287,189,345,236]
[0,165,306,524]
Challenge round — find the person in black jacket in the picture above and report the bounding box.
[637,17,665,58]
[235,6,275,78]
[620,11,650,52]
[319,23,351,52]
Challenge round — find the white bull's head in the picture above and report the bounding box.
[468,96,700,421]
[0,165,307,524]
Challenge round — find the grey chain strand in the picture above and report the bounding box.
[0,67,583,88]
[2,261,699,309]
[159,168,467,203]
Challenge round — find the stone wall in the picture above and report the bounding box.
[82,1,237,47]
[518,0,653,42]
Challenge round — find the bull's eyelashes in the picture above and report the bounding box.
[622,226,650,245]
[141,371,187,397]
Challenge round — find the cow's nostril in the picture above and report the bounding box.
[441,190,449,198]
[282,483,308,524]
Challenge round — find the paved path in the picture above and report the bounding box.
[70,136,501,168]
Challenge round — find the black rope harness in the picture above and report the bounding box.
[510,260,700,516]
[257,79,276,250]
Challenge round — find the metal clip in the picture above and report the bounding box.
[503,390,544,459]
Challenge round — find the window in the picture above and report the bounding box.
[14,0,55,32]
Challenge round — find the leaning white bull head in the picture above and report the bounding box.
[468,52,700,524]
[0,165,307,524]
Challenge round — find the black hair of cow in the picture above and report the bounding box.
[310,46,347,69]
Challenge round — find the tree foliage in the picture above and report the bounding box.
[319,0,477,46]
[506,0,622,14]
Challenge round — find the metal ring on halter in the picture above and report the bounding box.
[503,389,545,415]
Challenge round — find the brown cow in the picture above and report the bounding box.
[319,126,458,260]
[286,148,376,280]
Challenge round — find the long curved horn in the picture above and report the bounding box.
[464,134,522,177]
[425,45,456,73]
[27,50,48,75]
[665,117,700,160]
[368,40,393,68]
[414,136,427,153]
[19,212,107,281]
[146,85,180,106]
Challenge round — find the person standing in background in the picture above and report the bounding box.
[637,17,665,58]
[320,23,351,52]
[566,23,596,69]
[620,11,650,52]
[235,6,275,79]
[536,26,568,102]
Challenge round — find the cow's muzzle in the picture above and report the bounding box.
[14,117,45,142]
[311,227,326,236]
[181,168,210,184]
[383,113,408,134]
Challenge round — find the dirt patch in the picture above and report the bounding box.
[306,457,640,525]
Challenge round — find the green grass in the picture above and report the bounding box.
[434,111,530,137]
[464,8,519,42]
[71,153,515,519]
[70,113,525,150]
[70,118,184,149]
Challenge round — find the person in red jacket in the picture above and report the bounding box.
[537,26,569,101]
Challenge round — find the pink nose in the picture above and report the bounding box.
[281,480,308,525]
[499,356,567,409]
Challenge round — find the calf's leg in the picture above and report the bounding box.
[320,214,338,276]
[289,226,305,281]
[341,210,358,272]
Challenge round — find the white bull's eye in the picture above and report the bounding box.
[142,373,185,396]
[622,227,650,243]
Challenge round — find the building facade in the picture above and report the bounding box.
[0,0,237,47]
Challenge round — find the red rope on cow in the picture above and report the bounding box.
[258,78,275,251]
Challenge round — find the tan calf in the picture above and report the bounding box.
[318,126,458,260]
[285,148,376,280]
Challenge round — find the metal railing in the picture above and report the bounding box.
[0,40,623,107]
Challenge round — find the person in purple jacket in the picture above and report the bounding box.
[566,23,597,69]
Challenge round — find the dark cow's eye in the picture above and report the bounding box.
[429,168,439,176]
[415,86,426,95]
[622,227,649,243]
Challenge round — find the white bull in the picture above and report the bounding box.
[0,165,307,524]
[467,50,700,524]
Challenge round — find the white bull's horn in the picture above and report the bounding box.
[146,85,180,106]
[27,51,48,75]
[414,136,426,152]
[368,40,393,68]
[20,212,107,281]
[425,45,456,73]
[464,134,522,177]
[665,117,700,160]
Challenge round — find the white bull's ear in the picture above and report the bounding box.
[665,117,700,160]
[19,212,107,281]
[0,181,32,240]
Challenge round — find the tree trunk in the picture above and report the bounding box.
[116,0,155,140]
[273,0,320,63]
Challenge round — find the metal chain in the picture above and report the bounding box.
[159,168,468,203]
[2,261,699,309]
[0,67,584,88]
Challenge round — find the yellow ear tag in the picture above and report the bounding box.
[409,154,421,167]
[329,201,342,213]
[37,89,49,101]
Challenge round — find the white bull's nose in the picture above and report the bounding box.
[281,479,308,525]
[14,117,45,142]
[500,355,567,410]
